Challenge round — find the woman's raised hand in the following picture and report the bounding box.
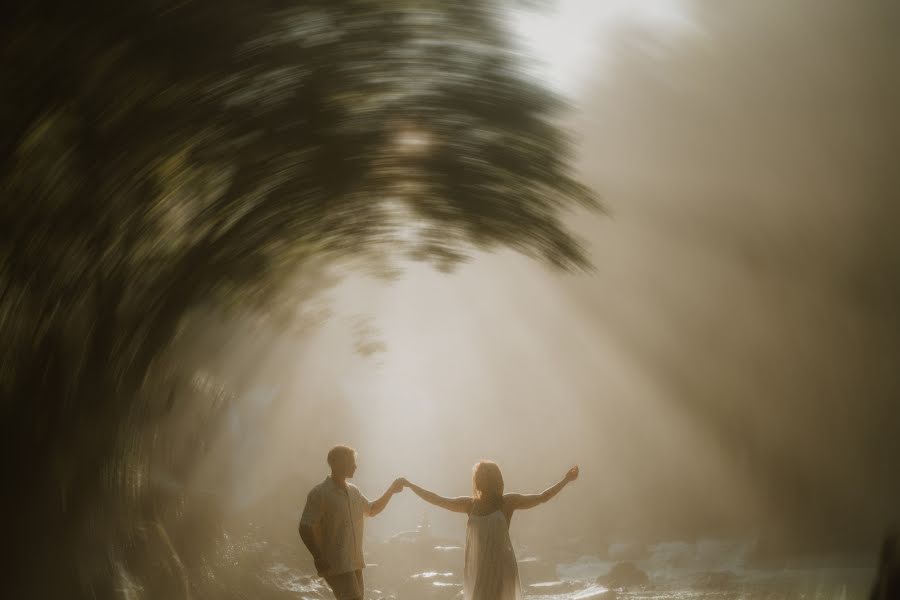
[564,465,579,482]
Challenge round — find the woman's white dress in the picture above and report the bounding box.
[464,510,523,600]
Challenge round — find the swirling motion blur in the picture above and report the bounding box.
[0,1,597,597]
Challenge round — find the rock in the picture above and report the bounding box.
[597,561,649,589]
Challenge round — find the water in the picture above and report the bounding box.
[256,536,875,600]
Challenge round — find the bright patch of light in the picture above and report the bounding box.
[395,128,431,153]
[510,0,697,98]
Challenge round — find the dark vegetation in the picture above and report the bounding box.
[0,1,597,596]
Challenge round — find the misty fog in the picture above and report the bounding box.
[197,0,900,573]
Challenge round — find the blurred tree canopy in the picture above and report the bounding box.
[1,0,596,596]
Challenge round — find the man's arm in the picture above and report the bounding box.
[366,478,404,517]
[298,523,328,575]
[298,489,329,576]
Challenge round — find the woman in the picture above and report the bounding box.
[401,462,579,600]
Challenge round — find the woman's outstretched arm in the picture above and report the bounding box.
[505,465,579,511]
[402,478,473,514]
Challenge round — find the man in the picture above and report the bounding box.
[299,445,403,600]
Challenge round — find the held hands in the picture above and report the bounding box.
[390,477,406,494]
[564,465,579,483]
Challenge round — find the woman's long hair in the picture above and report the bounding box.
[472,460,504,505]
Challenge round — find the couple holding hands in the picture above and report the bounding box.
[299,445,579,600]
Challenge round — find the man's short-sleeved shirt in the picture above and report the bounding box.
[300,476,371,576]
